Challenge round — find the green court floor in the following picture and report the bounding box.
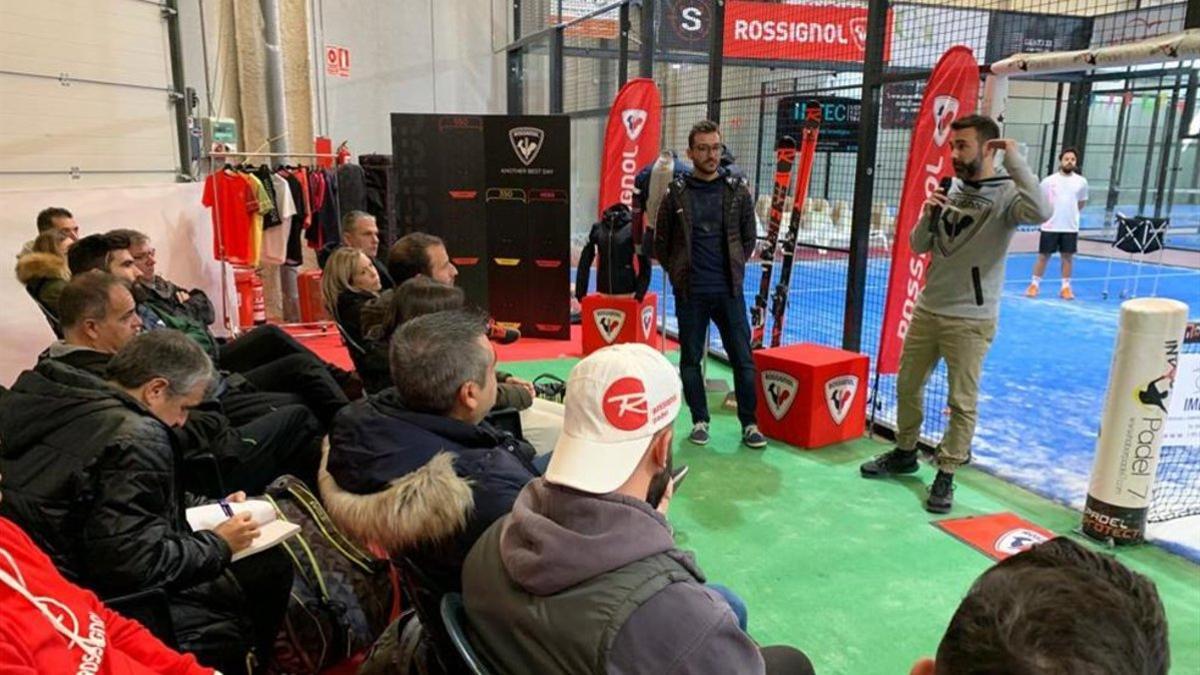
[507,355,1200,674]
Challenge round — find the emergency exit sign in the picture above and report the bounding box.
[325,45,351,78]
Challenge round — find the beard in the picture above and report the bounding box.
[953,158,980,180]
[645,453,675,509]
[1061,165,1076,174]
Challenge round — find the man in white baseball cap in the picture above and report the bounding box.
[462,344,814,674]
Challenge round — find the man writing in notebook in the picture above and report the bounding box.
[0,330,292,674]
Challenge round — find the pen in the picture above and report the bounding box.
[218,499,235,519]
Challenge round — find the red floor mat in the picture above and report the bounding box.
[278,322,355,371]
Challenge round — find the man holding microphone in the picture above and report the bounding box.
[860,115,1052,513]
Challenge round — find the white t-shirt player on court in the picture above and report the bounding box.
[1027,149,1088,300]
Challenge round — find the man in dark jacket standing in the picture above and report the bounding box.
[463,344,813,674]
[0,330,292,674]
[655,120,766,449]
[320,309,540,667]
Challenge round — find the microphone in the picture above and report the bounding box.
[930,176,953,232]
[486,318,521,345]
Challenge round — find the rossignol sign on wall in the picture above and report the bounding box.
[723,1,893,63]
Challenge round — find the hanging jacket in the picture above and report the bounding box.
[0,360,254,658]
[575,203,650,301]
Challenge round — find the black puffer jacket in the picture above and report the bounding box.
[321,388,539,599]
[653,168,757,298]
[576,203,651,300]
[0,359,252,655]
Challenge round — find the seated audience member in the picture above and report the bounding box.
[360,231,457,340]
[110,228,217,335]
[320,310,540,661]
[16,228,73,316]
[72,232,351,425]
[0,492,215,674]
[69,233,165,330]
[109,228,361,399]
[0,330,293,674]
[912,536,1168,675]
[322,245,383,350]
[365,276,564,453]
[356,276,466,393]
[318,210,394,290]
[463,344,814,675]
[42,271,322,493]
[17,206,80,257]
[386,231,458,286]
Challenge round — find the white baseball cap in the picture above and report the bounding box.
[545,343,683,494]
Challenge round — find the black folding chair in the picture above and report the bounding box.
[439,593,492,675]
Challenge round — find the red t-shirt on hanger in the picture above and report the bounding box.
[202,171,258,264]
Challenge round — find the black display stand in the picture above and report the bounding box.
[392,113,571,339]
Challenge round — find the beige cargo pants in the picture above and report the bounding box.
[894,305,997,473]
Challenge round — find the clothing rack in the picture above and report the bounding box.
[201,151,340,333]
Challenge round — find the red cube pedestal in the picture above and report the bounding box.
[581,292,658,355]
[753,342,869,449]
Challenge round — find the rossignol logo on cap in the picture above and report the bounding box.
[993,528,1048,556]
[825,375,858,425]
[762,370,798,421]
[594,309,626,344]
[509,127,545,166]
[640,306,654,339]
[622,109,648,141]
[603,377,649,431]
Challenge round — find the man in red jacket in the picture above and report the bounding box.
[0,485,215,675]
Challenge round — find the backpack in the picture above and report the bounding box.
[263,475,393,674]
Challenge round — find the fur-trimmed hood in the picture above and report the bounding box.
[320,389,539,557]
[320,442,475,554]
[15,252,69,284]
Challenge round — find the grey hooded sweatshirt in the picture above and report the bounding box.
[463,478,764,674]
[912,150,1053,320]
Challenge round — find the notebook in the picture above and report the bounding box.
[186,500,300,562]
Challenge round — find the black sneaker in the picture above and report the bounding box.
[860,448,919,478]
[925,470,955,513]
[688,422,710,446]
[742,425,767,449]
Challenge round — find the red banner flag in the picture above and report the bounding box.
[599,78,662,217]
[876,46,979,374]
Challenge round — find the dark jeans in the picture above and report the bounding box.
[226,404,323,494]
[217,324,317,374]
[675,292,758,427]
[238,353,349,428]
[192,547,294,674]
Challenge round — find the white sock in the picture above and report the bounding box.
[1031,276,1042,287]
[1062,279,1071,289]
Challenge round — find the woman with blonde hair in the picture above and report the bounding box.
[16,228,73,317]
[322,246,382,350]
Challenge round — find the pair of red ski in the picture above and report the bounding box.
[750,104,822,350]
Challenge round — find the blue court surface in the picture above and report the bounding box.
[642,253,1200,559]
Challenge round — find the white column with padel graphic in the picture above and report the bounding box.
[1083,298,1188,544]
